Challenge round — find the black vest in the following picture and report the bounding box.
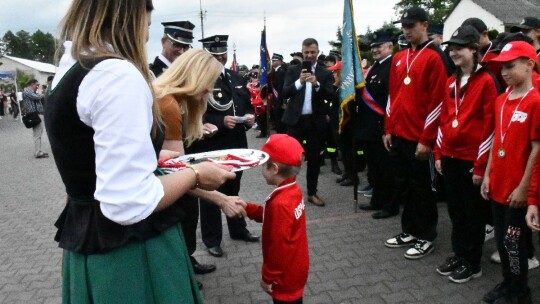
[45,58,186,254]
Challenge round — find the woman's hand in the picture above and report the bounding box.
[202,123,218,138]
[193,162,236,191]
[472,175,483,187]
[159,149,182,160]
[480,176,490,200]
[435,160,442,175]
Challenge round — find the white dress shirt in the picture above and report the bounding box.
[51,41,164,225]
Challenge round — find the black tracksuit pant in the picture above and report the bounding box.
[441,157,488,269]
[388,136,438,241]
[362,140,396,213]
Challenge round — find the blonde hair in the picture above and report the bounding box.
[153,49,222,146]
[56,0,162,131]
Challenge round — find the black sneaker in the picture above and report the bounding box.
[448,263,482,283]
[384,233,417,248]
[483,282,510,303]
[436,256,462,276]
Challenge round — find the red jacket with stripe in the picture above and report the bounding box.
[434,67,500,176]
[385,40,449,147]
[245,177,308,302]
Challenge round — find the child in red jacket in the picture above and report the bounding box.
[481,41,540,304]
[245,134,308,304]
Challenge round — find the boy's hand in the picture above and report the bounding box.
[434,160,442,175]
[472,175,483,186]
[220,196,247,218]
[526,205,540,231]
[507,185,527,208]
[480,177,490,200]
[260,280,273,293]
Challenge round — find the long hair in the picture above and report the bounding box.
[56,0,162,130]
[153,49,222,146]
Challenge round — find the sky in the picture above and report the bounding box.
[0,0,399,68]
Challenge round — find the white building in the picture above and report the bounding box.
[444,0,540,41]
[0,55,55,87]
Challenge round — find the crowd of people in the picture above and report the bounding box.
[12,0,540,302]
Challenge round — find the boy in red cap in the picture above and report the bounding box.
[245,134,309,304]
[481,41,540,304]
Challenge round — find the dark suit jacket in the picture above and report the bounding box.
[281,63,334,126]
[150,57,168,78]
[186,69,251,153]
[270,64,287,108]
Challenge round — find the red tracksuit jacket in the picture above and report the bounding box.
[434,67,499,176]
[245,177,309,302]
[385,40,449,147]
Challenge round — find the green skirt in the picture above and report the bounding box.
[62,225,202,304]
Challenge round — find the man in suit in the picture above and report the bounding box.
[194,34,259,258]
[270,53,288,134]
[356,31,398,219]
[149,21,194,78]
[282,38,335,206]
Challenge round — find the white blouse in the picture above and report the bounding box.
[51,42,164,225]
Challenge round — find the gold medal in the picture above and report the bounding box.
[451,118,458,128]
[497,148,505,158]
[403,76,411,85]
[217,92,222,98]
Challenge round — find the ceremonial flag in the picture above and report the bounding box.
[231,49,239,73]
[339,0,364,133]
[259,26,270,89]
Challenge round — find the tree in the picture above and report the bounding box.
[31,30,55,63]
[394,0,459,24]
[2,29,56,63]
[328,26,343,54]
[15,69,35,90]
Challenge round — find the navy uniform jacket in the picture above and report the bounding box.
[353,56,392,141]
[281,64,335,126]
[271,64,287,109]
[187,69,251,153]
[150,57,168,78]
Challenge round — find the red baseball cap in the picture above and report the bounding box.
[490,41,537,63]
[327,61,342,71]
[261,134,304,167]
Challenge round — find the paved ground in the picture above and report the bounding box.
[1,116,539,304]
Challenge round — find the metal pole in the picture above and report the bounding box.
[199,0,205,39]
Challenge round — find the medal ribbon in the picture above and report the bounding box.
[481,42,493,62]
[405,40,434,79]
[454,81,466,119]
[499,87,533,144]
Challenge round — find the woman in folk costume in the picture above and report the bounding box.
[46,0,239,303]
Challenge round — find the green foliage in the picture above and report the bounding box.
[394,0,459,24]
[1,29,56,63]
[15,69,34,90]
[328,26,343,54]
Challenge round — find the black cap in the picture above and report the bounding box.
[370,31,394,47]
[393,7,428,26]
[239,65,249,71]
[398,34,408,46]
[199,35,228,55]
[461,18,487,33]
[272,53,284,61]
[442,25,479,46]
[251,64,260,69]
[162,21,195,45]
[290,51,303,58]
[428,24,444,35]
[491,32,534,53]
[510,17,540,32]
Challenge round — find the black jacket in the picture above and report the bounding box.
[150,57,168,78]
[281,64,334,126]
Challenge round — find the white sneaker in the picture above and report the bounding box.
[484,224,494,242]
[384,233,417,248]
[404,240,434,259]
[490,250,501,263]
[529,257,539,270]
